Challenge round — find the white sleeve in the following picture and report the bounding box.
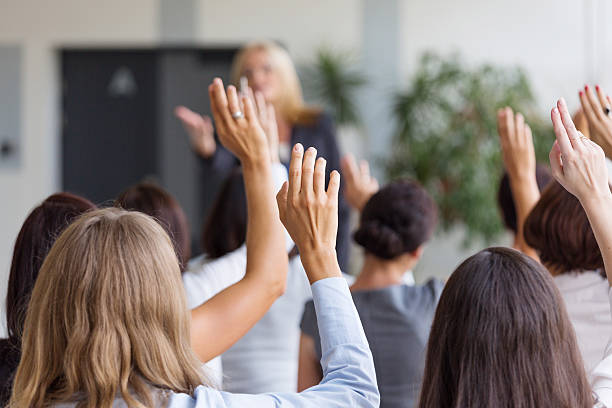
[591,287,612,405]
[182,163,292,309]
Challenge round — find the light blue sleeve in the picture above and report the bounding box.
[168,277,379,407]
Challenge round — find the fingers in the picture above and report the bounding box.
[255,91,268,123]
[504,107,515,143]
[301,147,317,198]
[314,157,327,197]
[209,79,236,135]
[557,98,580,147]
[341,153,358,183]
[327,170,341,203]
[585,84,605,120]
[202,115,213,131]
[276,181,289,222]
[288,144,304,201]
[242,95,257,125]
[579,88,596,121]
[359,160,371,180]
[551,105,573,156]
[227,85,243,119]
[596,85,609,109]
[549,140,563,180]
[515,112,525,144]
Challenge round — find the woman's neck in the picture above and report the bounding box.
[351,254,416,291]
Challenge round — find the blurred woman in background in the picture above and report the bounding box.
[175,41,351,271]
[1,193,95,406]
[299,168,442,408]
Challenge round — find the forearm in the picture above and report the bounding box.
[581,194,612,285]
[242,157,288,289]
[510,175,541,259]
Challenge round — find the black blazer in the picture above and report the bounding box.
[202,112,351,271]
[0,339,19,407]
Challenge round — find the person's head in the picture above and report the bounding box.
[230,40,318,125]
[524,181,604,274]
[497,164,552,234]
[10,208,205,408]
[116,183,191,272]
[353,180,437,265]
[419,247,592,408]
[6,192,95,345]
[202,168,247,259]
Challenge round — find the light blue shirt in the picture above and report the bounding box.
[168,277,380,407]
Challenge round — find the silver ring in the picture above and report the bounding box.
[232,111,244,120]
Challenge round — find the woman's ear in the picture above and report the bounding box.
[410,245,425,261]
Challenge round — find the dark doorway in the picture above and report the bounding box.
[61,47,237,255]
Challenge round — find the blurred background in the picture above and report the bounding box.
[1,0,612,336]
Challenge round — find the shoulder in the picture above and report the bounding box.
[297,111,335,134]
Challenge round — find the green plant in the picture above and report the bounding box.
[386,52,553,244]
[301,48,367,126]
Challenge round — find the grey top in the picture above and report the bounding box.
[300,279,444,408]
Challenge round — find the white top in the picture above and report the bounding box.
[182,162,290,387]
[221,256,312,393]
[554,271,612,376]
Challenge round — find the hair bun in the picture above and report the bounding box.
[354,220,405,260]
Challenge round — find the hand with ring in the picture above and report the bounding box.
[579,84,612,158]
[208,78,269,164]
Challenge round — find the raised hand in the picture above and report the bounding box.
[341,153,379,211]
[497,107,536,182]
[551,97,612,287]
[208,78,269,165]
[276,144,342,283]
[579,84,612,158]
[496,107,540,259]
[174,106,217,158]
[250,89,280,163]
[549,97,609,203]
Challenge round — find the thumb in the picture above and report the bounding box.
[276,181,289,223]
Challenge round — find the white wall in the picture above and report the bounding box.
[398,0,612,114]
[0,0,160,336]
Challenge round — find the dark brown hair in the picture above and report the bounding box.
[353,179,437,259]
[202,167,247,259]
[419,247,592,408]
[115,183,191,272]
[6,193,95,344]
[524,181,604,273]
[498,164,553,233]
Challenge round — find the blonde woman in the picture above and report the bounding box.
[175,41,351,271]
[9,80,378,408]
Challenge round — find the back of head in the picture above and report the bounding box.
[10,208,204,408]
[116,183,191,272]
[498,164,553,233]
[6,192,95,344]
[202,167,247,259]
[524,181,604,273]
[353,180,437,259]
[419,247,591,408]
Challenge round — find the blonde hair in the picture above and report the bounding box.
[9,208,206,408]
[230,40,320,125]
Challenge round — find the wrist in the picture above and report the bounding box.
[241,153,270,171]
[580,191,612,213]
[299,246,342,284]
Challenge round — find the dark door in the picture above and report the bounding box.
[61,50,158,205]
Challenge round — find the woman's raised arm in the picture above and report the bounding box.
[189,78,288,363]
